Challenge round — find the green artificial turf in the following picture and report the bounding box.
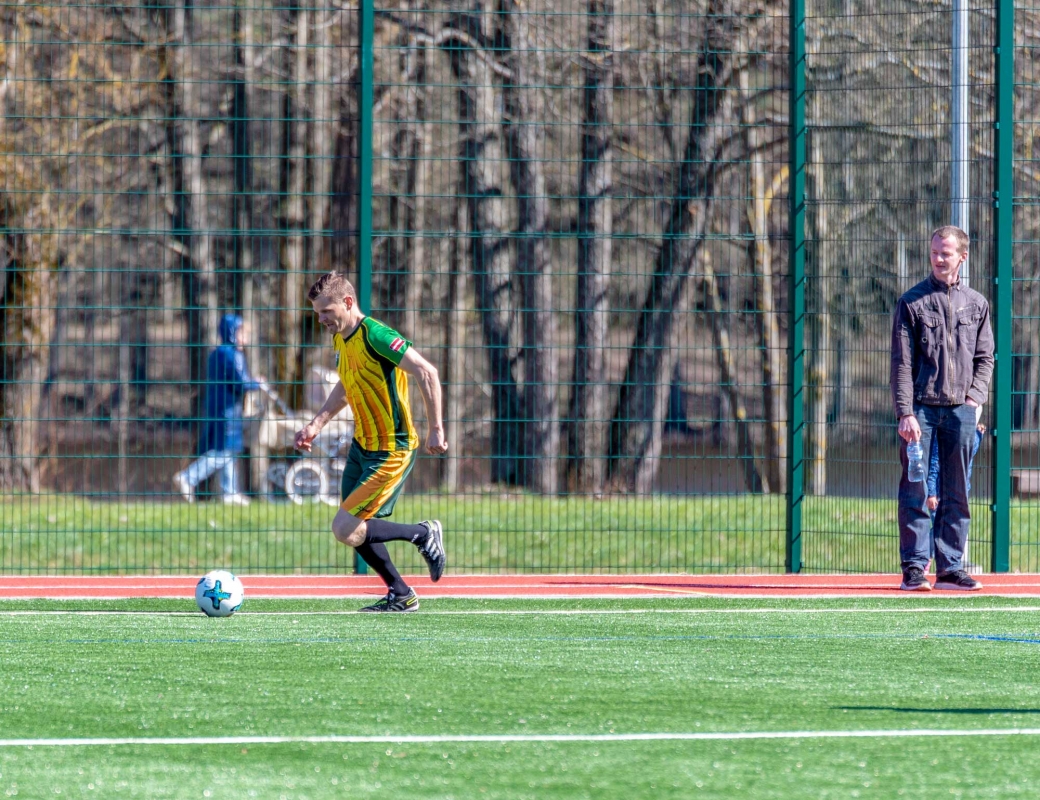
[2,597,1040,797]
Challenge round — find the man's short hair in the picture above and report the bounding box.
[931,225,969,253]
[307,271,356,302]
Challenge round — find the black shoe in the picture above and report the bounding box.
[934,570,983,591]
[900,567,932,592]
[358,588,420,612]
[417,520,446,582]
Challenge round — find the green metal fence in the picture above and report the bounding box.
[0,0,1030,575]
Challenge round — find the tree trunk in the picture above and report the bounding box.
[569,0,613,494]
[233,0,257,320]
[702,246,764,493]
[608,42,741,494]
[442,198,467,492]
[807,107,830,496]
[389,7,431,441]
[278,2,309,397]
[402,29,430,341]
[828,145,853,431]
[403,47,431,435]
[0,11,53,493]
[233,0,267,493]
[0,213,54,492]
[164,1,218,419]
[330,77,358,271]
[743,68,785,494]
[311,6,335,278]
[444,13,523,485]
[501,1,558,495]
[115,270,137,496]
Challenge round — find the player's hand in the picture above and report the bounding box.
[898,414,921,444]
[425,428,448,455]
[926,496,939,511]
[294,422,321,452]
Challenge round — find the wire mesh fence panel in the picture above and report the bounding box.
[0,2,362,573]
[800,0,995,573]
[0,0,1022,576]
[367,0,791,573]
[1013,1,1040,570]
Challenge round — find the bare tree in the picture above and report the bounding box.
[330,84,358,271]
[277,1,310,396]
[609,10,756,494]
[441,198,468,492]
[311,4,336,279]
[701,246,765,493]
[569,0,614,494]
[232,0,257,319]
[0,209,54,492]
[403,29,431,342]
[162,0,219,417]
[386,1,432,342]
[444,10,523,485]
[500,1,559,494]
[742,67,785,493]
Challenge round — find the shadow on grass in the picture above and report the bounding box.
[837,706,1040,714]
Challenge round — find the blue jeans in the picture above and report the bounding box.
[899,403,976,575]
[182,450,238,496]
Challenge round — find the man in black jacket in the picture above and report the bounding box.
[890,225,994,591]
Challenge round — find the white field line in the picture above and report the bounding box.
[8,591,1040,600]
[4,729,1040,747]
[1,606,1040,617]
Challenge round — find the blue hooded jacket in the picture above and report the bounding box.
[198,314,261,455]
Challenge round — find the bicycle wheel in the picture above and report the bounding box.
[284,460,329,505]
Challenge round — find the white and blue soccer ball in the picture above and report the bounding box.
[195,570,245,617]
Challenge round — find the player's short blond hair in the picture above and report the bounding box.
[307,271,357,303]
[931,225,969,253]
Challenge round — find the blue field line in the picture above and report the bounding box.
[933,633,1040,644]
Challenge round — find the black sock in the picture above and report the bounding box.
[365,518,428,545]
[354,542,409,595]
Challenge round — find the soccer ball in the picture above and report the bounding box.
[195,570,245,617]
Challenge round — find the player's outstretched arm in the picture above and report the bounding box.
[294,380,348,452]
[399,347,448,455]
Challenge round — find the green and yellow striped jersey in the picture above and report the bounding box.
[332,317,419,453]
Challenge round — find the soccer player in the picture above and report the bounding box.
[294,272,447,612]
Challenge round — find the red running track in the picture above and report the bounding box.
[3,573,1040,599]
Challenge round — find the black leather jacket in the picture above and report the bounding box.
[890,273,994,419]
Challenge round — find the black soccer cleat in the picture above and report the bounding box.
[358,588,420,613]
[417,519,446,582]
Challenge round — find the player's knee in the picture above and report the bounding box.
[332,513,366,547]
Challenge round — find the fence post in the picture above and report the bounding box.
[992,0,1014,572]
[786,0,806,573]
[354,0,375,575]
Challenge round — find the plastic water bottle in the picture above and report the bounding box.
[906,440,925,483]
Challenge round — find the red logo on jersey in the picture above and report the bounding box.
[390,337,405,352]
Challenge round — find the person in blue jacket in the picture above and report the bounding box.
[173,314,261,505]
[925,412,985,571]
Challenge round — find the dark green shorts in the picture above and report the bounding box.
[339,442,417,520]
